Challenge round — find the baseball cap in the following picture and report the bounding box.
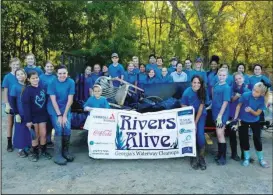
[195,57,203,62]
[111,53,119,58]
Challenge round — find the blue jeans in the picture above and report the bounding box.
[50,112,72,136]
[196,114,206,148]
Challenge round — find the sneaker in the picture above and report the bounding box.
[41,151,52,160]
[199,157,207,170]
[29,152,39,162]
[18,150,28,158]
[47,142,54,149]
[216,156,226,166]
[259,160,270,168]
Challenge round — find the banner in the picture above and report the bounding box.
[83,107,196,159]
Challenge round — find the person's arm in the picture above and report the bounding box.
[231,93,240,102]
[233,103,242,120]
[89,88,93,96]
[195,104,204,124]
[245,108,263,116]
[21,88,33,127]
[3,88,9,104]
[217,101,228,118]
[63,95,74,117]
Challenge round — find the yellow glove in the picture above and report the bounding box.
[5,103,11,114]
[15,114,21,123]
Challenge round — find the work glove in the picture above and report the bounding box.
[15,114,21,123]
[235,93,241,97]
[230,118,239,131]
[5,103,11,114]
[216,115,223,128]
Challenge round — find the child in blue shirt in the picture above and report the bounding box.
[158,68,173,83]
[212,68,231,165]
[236,63,250,88]
[75,66,93,101]
[90,64,103,86]
[184,59,193,81]
[233,81,270,168]
[189,58,208,84]
[181,75,208,170]
[136,64,147,89]
[2,57,21,152]
[213,64,233,87]
[248,64,271,90]
[145,69,160,84]
[24,53,44,76]
[47,65,75,165]
[228,72,250,162]
[167,57,178,74]
[39,61,56,147]
[146,54,158,73]
[124,62,137,86]
[10,68,31,157]
[108,53,125,87]
[84,84,110,112]
[207,55,219,99]
[22,71,51,162]
[132,56,140,74]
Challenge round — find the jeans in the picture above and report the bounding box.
[50,112,72,136]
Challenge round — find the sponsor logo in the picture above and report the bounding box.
[92,113,115,122]
[179,128,193,134]
[179,118,193,125]
[93,130,112,136]
[182,146,193,154]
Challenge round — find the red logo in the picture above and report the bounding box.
[109,114,115,120]
[93,130,112,136]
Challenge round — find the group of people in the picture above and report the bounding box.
[2,52,272,170]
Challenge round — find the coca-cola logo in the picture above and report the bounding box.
[93,130,112,136]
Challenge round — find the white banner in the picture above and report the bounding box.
[83,107,196,159]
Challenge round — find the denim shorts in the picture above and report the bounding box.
[50,112,72,136]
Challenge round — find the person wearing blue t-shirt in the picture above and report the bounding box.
[90,64,103,88]
[213,64,233,87]
[24,53,44,76]
[184,59,193,81]
[248,64,271,90]
[233,81,270,168]
[190,57,208,84]
[228,72,251,162]
[124,62,137,91]
[108,53,125,87]
[75,66,93,101]
[39,61,56,147]
[22,71,51,162]
[181,75,208,170]
[207,55,219,99]
[212,68,231,166]
[145,69,160,84]
[136,64,147,89]
[47,65,75,165]
[167,57,178,75]
[132,56,140,74]
[146,54,158,73]
[236,63,250,88]
[10,68,31,157]
[158,68,173,83]
[84,85,110,112]
[2,57,21,152]
[170,63,187,82]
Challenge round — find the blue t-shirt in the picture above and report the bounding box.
[248,75,271,90]
[146,64,158,72]
[2,72,18,103]
[124,71,137,85]
[133,68,140,74]
[137,73,147,89]
[190,70,208,85]
[184,69,193,82]
[238,91,266,122]
[158,75,174,83]
[212,83,231,122]
[39,74,56,92]
[144,77,160,84]
[84,96,110,109]
[21,84,48,123]
[24,66,44,76]
[90,72,103,87]
[10,82,25,116]
[242,73,250,86]
[47,77,75,115]
[229,84,250,117]
[108,63,125,87]
[181,87,207,115]
[167,65,176,75]
[207,70,217,98]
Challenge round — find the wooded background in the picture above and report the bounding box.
[1,1,272,73]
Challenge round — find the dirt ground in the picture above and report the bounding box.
[1,104,272,194]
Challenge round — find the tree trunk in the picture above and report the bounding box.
[168,1,176,41]
[32,31,36,55]
[154,1,158,54]
[144,2,152,51]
